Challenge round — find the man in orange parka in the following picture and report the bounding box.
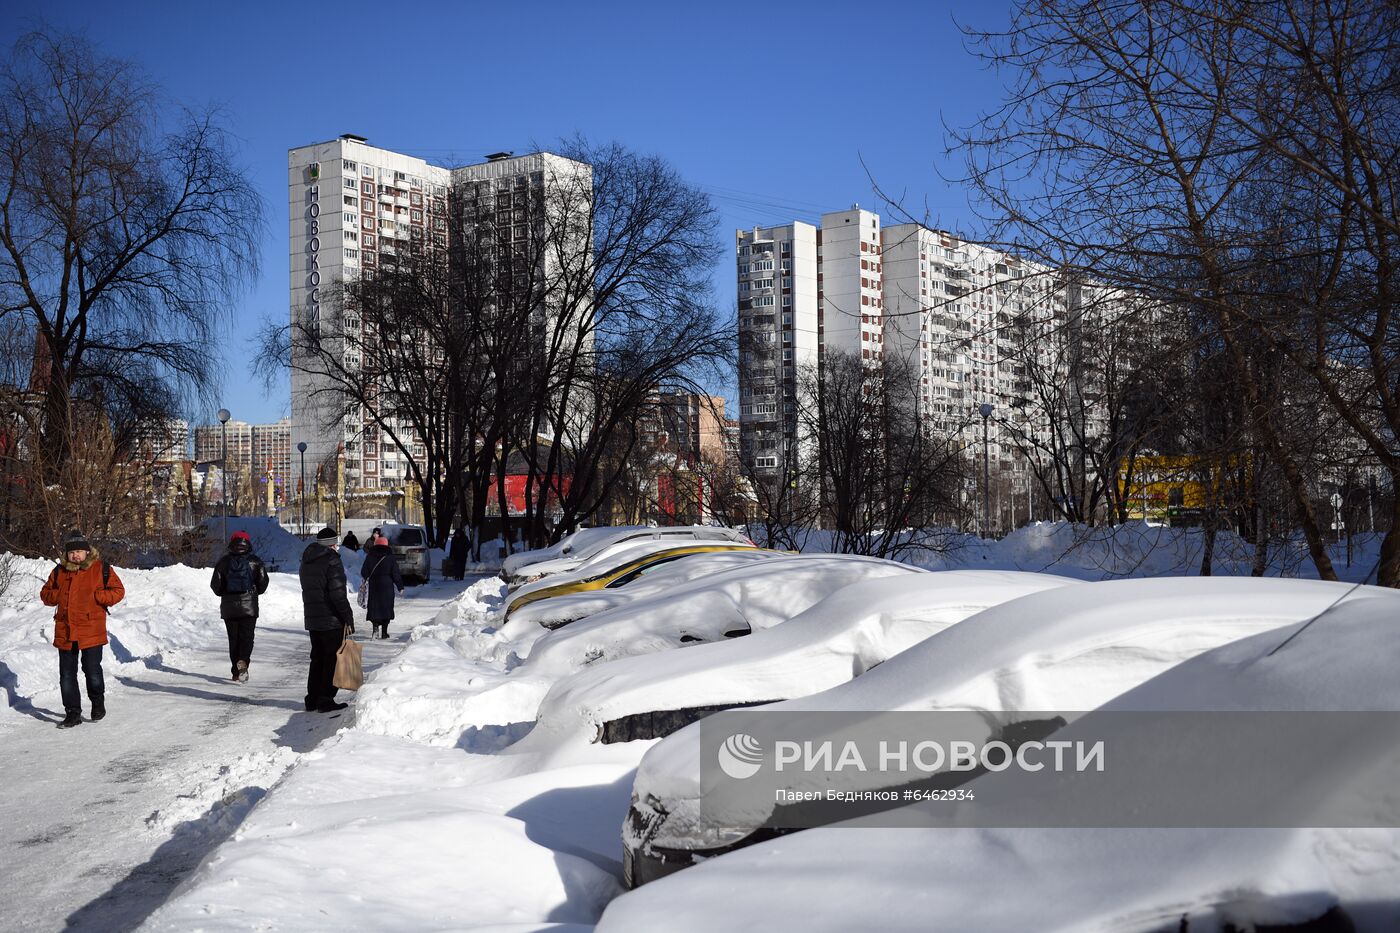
[40,529,125,729]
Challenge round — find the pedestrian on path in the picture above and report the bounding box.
[446,526,469,580]
[209,531,270,683]
[40,529,125,729]
[341,530,360,551]
[299,526,354,713]
[361,534,404,640]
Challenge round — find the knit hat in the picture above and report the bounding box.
[62,529,91,552]
[316,526,338,543]
[230,531,251,544]
[374,535,389,547]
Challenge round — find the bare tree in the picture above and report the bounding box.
[0,30,261,488]
[955,0,1400,583]
[794,350,966,559]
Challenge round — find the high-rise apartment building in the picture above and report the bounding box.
[737,208,1100,491]
[287,136,590,492]
[194,420,253,468]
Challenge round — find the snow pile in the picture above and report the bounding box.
[193,516,308,572]
[0,557,226,721]
[761,520,1384,583]
[143,747,300,836]
[143,730,635,931]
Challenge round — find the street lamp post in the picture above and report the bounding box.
[217,408,231,543]
[297,442,308,536]
[979,403,994,538]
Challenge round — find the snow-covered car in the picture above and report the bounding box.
[504,539,761,619]
[505,548,785,631]
[620,576,1400,887]
[501,525,753,588]
[602,591,1400,931]
[493,554,924,674]
[509,571,1070,776]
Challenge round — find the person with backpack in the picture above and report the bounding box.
[40,529,125,729]
[360,534,404,640]
[210,531,271,682]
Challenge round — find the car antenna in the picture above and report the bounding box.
[1260,556,1381,660]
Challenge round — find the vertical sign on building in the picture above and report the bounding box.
[306,162,322,344]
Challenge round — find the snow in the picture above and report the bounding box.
[529,570,1077,749]
[628,576,1399,850]
[600,596,1400,932]
[5,521,1398,931]
[0,552,459,931]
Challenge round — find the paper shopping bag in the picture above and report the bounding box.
[333,626,364,691]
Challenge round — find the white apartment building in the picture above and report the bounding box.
[738,209,1100,493]
[288,136,590,492]
[736,207,888,477]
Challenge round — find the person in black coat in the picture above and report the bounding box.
[361,534,404,640]
[447,527,469,580]
[299,526,354,712]
[210,531,271,682]
[341,530,360,551]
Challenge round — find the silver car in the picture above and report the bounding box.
[387,524,430,584]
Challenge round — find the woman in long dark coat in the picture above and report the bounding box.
[361,535,404,639]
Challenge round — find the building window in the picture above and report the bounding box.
[343,178,356,190]
[362,164,374,177]
[342,159,357,172]
[344,230,358,242]
[361,180,374,194]
[344,211,356,224]
[362,216,374,230]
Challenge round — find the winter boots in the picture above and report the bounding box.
[57,710,82,729]
[372,622,390,640]
[235,660,249,683]
[90,701,106,721]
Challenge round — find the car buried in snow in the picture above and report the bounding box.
[500,525,754,590]
[601,590,1400,932]
[619,575,1400,888]
[503,547,785,632]
[503,538,763,620]
[493,553,926,679]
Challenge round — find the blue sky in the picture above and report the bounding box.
[3,0,1011,427]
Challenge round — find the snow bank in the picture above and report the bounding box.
[764,520,1385,583]
[193,516,308,572]
[144,731,632,931]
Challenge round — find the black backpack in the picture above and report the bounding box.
[224,554,253,594]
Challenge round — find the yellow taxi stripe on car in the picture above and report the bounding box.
[505,545,757,617]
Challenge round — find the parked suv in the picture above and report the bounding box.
[386,524,430,584]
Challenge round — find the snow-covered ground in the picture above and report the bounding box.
[4,521,1397,931]
[0,552,473,932]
